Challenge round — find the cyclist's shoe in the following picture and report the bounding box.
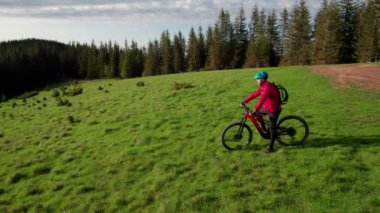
[264,146,274,153]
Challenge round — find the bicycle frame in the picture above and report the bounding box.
[240,109,270,139]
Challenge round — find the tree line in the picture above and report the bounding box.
[1,0,379,98]
[144,0,380,74]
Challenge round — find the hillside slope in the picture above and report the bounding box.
[0,66,379,211]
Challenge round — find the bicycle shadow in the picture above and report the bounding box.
[305,135,380,148]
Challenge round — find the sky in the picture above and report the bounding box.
[0,0,322,47]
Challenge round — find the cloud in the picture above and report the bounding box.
[0,0,323,23]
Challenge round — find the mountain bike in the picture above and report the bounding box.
[221,103,309,150]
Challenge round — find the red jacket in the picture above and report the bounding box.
[244,81,281,113]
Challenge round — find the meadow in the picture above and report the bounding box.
[0,66,379,212]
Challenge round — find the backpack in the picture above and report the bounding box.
[273,82,288,105]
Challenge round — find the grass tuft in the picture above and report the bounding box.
[26,187,44,196]
[33,166,52,175]
[172,82,195,90]
[8,173,27,184]
[136,81,145,87]
[56,97,72,107]
[77,186,96,194]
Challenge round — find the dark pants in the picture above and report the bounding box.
[259,107,281,149]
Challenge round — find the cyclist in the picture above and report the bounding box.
[242,70,281,153]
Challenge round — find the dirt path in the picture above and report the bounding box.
[310,64,380,89]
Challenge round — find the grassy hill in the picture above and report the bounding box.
[0,66,379,212]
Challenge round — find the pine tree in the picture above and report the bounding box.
[267,10,280,66]
[160,30,174,74]
[107,41,114,78]
[77,44,88,78]
[112,42,120,77]
[376,0,380,61]
[207,24,222,70]
[233,6,248,68]
[279,7,290,60]
[87,42,97,79]
[217,9,235,68]
[313,0,341,64]
[97,42,108,78]
[282,0,312,65]
[198,26,206,69]
[357,0,379,62]
[205,26,213,69]
[143,40,161,76]
[173,31,186,73]
[187,27,201,71]
[245,8,269,67]
[120,40,128,78]
[245,5,260,67]
[124,40,144,78]
[338,0,359,63]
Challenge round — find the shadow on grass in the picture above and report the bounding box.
[306,135,380,148]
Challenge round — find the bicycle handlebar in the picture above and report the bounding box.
[240,103,257,115]
[240,102,250,111]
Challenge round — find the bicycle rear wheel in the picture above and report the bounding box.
[276,115,309,146]
[221,122,253,150]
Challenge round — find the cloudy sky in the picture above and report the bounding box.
[0,0,322,46]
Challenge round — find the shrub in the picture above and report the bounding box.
[136,81,145,87]
[56,97,72,107]
[51,89,60,98]
[65,85,83,96]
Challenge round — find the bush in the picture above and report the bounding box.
[136,81,145,87]
[56,97,72,107]
[172,82,195,90]
[65,85,83,96]
[51,89,60,98]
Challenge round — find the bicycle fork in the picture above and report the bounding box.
[237,117,247,137]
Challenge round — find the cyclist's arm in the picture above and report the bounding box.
[244,89,261,103]
[255,85,269,111]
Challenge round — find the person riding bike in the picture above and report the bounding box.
[242,70,281,153]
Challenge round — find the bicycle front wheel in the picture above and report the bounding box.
[276,115,309,146]
[221,122,253,150]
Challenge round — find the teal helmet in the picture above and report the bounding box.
[254,70,268,79]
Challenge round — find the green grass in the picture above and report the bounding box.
[0,66,379,212]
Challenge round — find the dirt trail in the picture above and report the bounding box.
[310,64,380,89]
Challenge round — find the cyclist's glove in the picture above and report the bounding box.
[240,102,246,107]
